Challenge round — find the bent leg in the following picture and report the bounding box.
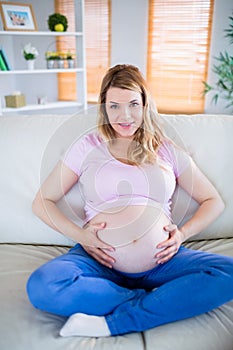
[26,244,145,317]
[106,247,233,335]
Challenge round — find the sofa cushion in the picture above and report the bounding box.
[0,114,95,245]
[0,244,144,350]
[0,243,232,350]
[161,114,233,240]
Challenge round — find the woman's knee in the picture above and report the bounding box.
[27,265,51,309]
[27,258,73,308]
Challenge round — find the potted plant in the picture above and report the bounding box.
[45,51,65,69]
[23,43,39,70]
[45,51,57,69]
[66,52,75,68]
[56,54,65,69]
[203,14,233,110]
[47,13,68,32]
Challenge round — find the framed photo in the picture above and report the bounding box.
[0,2,37,31]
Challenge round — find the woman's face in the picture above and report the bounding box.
[105,87,143,139]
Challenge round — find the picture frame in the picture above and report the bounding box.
[0,2,37,31]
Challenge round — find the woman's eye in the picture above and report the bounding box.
[109,104,118,109]
[130,102,139,108]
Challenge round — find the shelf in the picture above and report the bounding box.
[0,68,84,75]
[0,0,87,115]
[2,101,82,113]
[0,30,82,36]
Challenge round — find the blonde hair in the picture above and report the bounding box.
[97,64,165,165]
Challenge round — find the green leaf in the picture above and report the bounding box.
[206,12,233,110]
[202,81,213,95]
[225,14,233,44]
[212,94,219,105]
[217,80,229,91]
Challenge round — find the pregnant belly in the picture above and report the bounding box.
[89,205,170,273]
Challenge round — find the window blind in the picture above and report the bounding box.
[84,0,111,102]
[147,0,214,114]
[55,0,76,101]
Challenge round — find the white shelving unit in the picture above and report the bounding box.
[0,0,87,115]
[3,101,82,113]
[0,68,83,75]
[0,31,82,36]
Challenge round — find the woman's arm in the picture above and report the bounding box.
[156,161,225,263]
[177,161,225,240]
[32,160,113,250]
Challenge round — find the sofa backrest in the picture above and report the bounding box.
[0,112,232,245]
[161,114,233,240]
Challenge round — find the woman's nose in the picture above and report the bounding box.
[121,105,131,119]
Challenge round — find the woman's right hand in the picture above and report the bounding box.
[81,223,116,268]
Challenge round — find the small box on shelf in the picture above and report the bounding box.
[5,94,26,108]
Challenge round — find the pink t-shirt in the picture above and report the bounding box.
[62,132,191,224]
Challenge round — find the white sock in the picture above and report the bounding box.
[59,313,111,338]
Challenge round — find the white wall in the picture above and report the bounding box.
[111,0,148,76]
[204,0,233,114]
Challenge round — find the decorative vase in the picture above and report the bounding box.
[27,60,35,70]
[57,59,65,69]
[47,60,55,69]
[67,59,75,69]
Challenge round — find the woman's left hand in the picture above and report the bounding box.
[155,224,185,264]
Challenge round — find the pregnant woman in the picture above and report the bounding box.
[27,64,233,337]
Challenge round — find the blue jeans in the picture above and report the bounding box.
[27,244,233,335]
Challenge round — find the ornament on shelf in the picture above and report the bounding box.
[47,13,68,32]
[5,91,26,108]
[45,49,76,69]
[66,52,75,68]
[22,43,38,70]
[27,60,35,70]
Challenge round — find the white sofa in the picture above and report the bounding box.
[0,112,233,350]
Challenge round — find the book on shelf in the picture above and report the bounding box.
[0,52,7,70]
[0,48,11,71]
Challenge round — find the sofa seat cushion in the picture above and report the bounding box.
[0,244,144,350]
[0,243,233,350]
[184,237,233,257]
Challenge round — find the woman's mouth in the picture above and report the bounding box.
[118,122,134,129]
